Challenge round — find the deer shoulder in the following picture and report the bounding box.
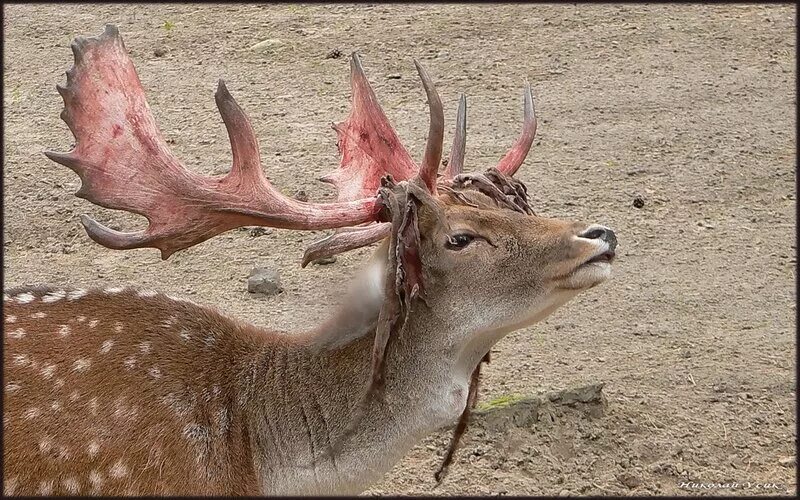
[3,286,286,495]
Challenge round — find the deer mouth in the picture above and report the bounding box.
[583,250,616,266]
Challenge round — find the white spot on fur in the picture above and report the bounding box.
[69,391,80,402]
[211,385,221,399]
[59,324,71,337]
[63,477,80,494]
[8,328,26,339]
[68,289,87,301]
[167,294,188,303]
[88,440,100,458]
[160,315,177,328]
[5,315,16,323]
[109,459,129,479]
[138,341,151,354]
[183,423,210,441]
[31,311,47,319]
[149,366,162,379]
[39,435,53,453]
[203,335,216,347]
[123,356,137,369]
[89,397,99,415]
[42,290,67,303]
[55,378,65,389]
[72,358,91,373]
[99,339,114,353]
[51,401,62,412]
[41,364,57,379]
[38,480,54,495]
[76,315,86,322]
[137,289,158,298]
[57,445,71,460]
[12,354,29,366]
[24,407,41,420]
[113,397,128,419]
[105,286,125,295]
[113,321,124,333]
[4,476,18,495]
[31,359,40,370]
[180,330,191,342]
[6,381,21,393]
[3,293,9,302]
[213,407,231,435]
[88,319,99,328]
[15,292,35,304]
[89,470,104,489]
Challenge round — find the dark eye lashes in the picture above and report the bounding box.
[445,233,475,250]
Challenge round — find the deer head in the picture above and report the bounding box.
[31,24,617,492]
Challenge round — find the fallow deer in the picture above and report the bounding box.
[3,25,617,496]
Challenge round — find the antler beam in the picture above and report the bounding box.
[45,25,381,260]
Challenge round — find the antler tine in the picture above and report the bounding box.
[45,25,381,260]
[413,60,444,194]
[495,82,537,176]
[444,93,467,179]
[322,52,418,202]
[215,79,264,180]
[301,223,391,268]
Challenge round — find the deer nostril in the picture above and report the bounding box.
[580,226,617,251]
[581,228,607,240]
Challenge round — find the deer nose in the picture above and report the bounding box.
[579,225,617,251]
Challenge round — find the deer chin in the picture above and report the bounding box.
[556,237,616,291]
[569,261,612,289]
[557,250,614,291]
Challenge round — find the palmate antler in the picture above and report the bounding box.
[45,25,445,263]
[45,25,386,260]
[47,25,536,264]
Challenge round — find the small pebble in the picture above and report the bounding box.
[617,472,641,489]
[248,227,273,238]
[247,267,282,295]
[250,39,285,53]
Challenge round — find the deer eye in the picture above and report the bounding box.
[445,233,475,250]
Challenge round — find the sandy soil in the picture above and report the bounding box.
[3,3,796,496]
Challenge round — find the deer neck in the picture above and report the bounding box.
[246,254,470,495]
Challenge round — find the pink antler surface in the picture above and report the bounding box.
[493,84,537,176]
[46,24,534,263]
[322,54,419,202]
[45,25,380,260]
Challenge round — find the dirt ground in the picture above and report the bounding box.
[3,3,796,496]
